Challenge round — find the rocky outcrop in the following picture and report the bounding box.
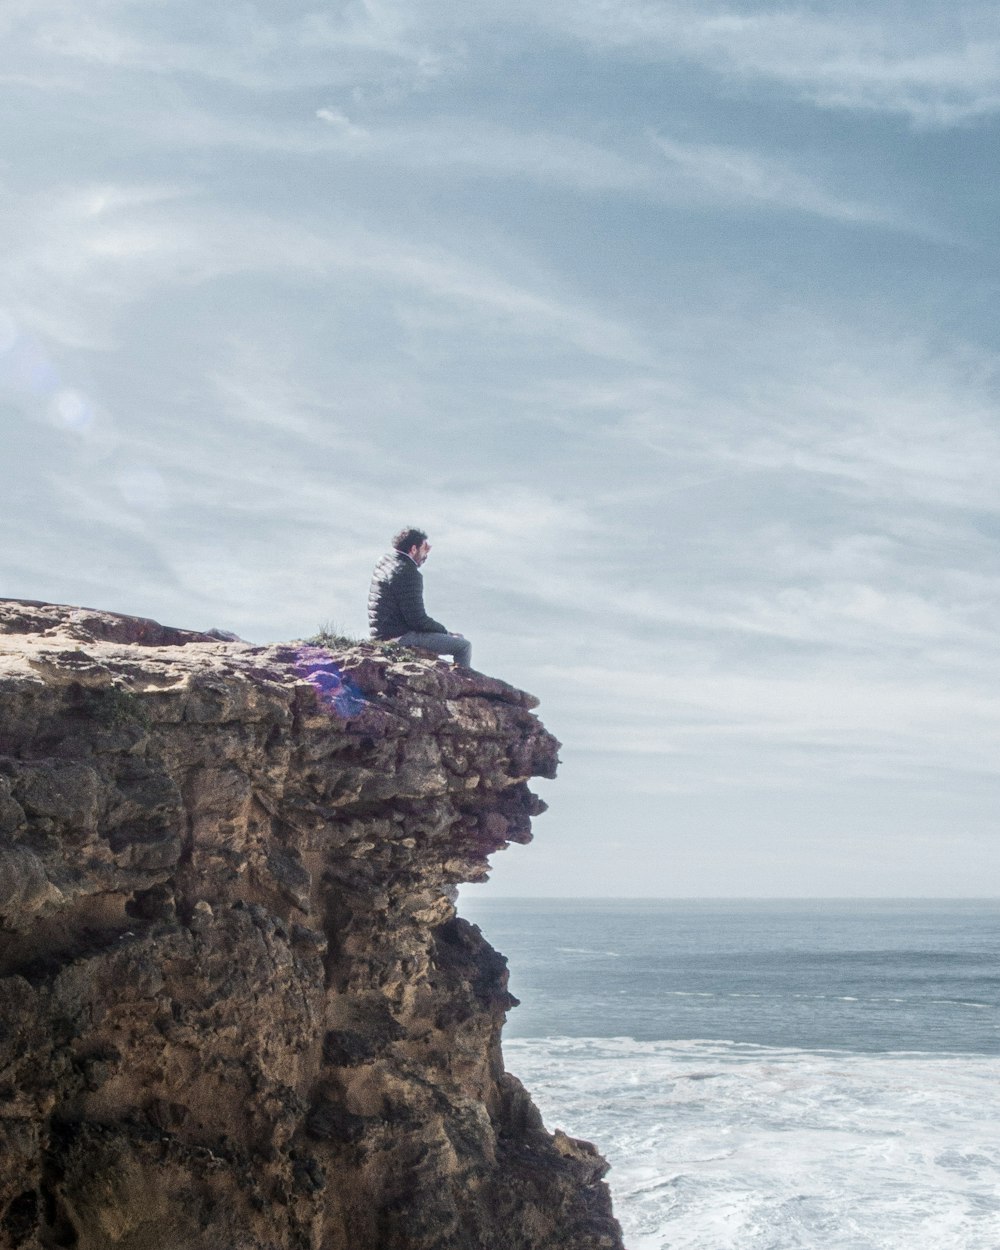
[0,600,622,1250]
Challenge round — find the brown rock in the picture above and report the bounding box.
[0,601,622,1250]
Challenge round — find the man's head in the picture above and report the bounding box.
[392,527,431,566]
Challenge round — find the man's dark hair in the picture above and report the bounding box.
[392,527,428,554]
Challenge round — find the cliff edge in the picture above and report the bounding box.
[0,600,622,1250]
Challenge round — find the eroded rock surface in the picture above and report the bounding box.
[0,600,622,1250]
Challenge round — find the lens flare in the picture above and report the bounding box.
[53,389,94,431]
[294,647,366,719]
[14,339,59,394]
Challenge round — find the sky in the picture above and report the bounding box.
[3,1,999,897]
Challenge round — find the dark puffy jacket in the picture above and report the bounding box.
[368,551,447,639]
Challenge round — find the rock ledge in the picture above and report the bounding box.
[0,600,622,1250]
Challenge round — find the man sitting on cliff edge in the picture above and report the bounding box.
[368,527,472,669]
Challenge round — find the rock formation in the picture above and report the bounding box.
[0,600,623,1250]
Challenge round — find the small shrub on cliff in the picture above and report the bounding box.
[79,684,151,729]
[305,622,424,662]
[306,620,361,648]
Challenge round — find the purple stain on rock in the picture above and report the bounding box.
[294,647,366,719]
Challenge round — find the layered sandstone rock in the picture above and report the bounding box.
[0,599,622,1250]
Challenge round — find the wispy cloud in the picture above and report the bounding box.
[314,108,655,191]
[7,0,999,127]
[144,98,904,232]
[545,656,1000,785]
[0,173,647,367]
[0,3,934,246]
[3,0,454,94]
[647,133,898,224]
[610,311,1000,516]
[528,0,1000,126]
[0,181,201,348]
[317,110,909,230]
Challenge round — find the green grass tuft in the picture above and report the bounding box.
[306,620,362,647]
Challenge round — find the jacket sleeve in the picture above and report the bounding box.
[396,563,447,634]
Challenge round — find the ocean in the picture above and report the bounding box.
[456,898,1000,1250]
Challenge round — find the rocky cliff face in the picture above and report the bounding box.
[0,600,622,1250]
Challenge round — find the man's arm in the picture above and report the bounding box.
[396,562,448,634]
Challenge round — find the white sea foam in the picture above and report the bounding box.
[555,947,622,957]
[504,1037,1000,1250]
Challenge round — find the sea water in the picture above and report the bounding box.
[456,899,1000,1250]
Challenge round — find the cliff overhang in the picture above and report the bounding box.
[0,600,622,1250]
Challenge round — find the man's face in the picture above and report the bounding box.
[409,539,431,566]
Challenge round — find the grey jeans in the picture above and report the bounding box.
[397,631,472,669]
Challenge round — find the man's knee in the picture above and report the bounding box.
[397,631,471,668]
